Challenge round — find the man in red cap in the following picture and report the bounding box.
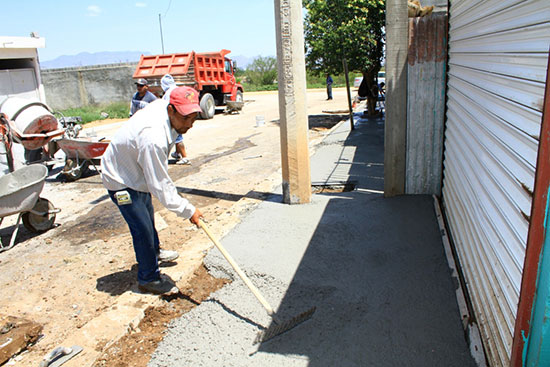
[101,86,203,295]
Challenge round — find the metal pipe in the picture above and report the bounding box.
[510,47,550,367]
[159,14,165,54]
[342,58,355,130]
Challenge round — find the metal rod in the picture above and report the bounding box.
[0,115,14,172]
[510,46,550,366]
[342,58,355,130]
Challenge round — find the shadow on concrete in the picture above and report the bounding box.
[205,299,265,329]
[254,114,475,366]
[308,114,349,130]
[175,187,283,204]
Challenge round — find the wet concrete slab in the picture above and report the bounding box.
[150,114,476,366]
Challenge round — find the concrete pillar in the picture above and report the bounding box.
[77,71,89,107]
[274,0,311,204]
[384,0,408,197]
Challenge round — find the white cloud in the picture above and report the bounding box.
[86,5,101,17]
[135,2,147,7]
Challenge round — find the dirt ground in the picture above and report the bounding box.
[92,265,229,367]
[0,88,355,366]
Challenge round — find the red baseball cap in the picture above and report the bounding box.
[169,87,202,116]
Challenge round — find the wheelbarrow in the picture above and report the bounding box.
[0,164,60,252]
[225,100,244,114]
[55,137,110,181]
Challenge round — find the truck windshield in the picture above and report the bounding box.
[225,60,232,74]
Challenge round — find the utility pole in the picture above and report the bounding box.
[274,0,311,204]
[384,0,408,196]
[158,14,165,54]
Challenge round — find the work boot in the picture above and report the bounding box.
[176,157,191,165]
[138,275,179,295]
[158,249,179,262]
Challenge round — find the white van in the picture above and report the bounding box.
[353,71,385,89]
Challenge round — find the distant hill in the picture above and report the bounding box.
[40,51,150,69]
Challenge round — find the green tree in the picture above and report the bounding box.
[246,56,278,86]
[304,0,385,114]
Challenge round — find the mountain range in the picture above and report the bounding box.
[40,51,254,70]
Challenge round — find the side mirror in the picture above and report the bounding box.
[233,61,238,72]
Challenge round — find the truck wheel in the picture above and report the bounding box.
[236,90,243,103]
[200,93,215,119]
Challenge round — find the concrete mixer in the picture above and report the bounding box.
[0,97,65,173]
[0,99,62,251]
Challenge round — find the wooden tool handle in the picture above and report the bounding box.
[199,220,275,316]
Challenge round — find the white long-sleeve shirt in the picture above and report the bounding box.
[101,99,196,219]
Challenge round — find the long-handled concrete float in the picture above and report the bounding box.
[199,220,316,344]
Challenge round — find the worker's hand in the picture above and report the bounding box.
[189,208,203,227]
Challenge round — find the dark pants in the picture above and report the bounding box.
[327,84,333,99]
[108,188,160,284]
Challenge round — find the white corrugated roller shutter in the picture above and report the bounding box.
[443,0,550,365]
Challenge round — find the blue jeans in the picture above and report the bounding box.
[108,188,160,284]
[175,134,183,144]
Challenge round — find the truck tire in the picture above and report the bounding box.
[200,93,215,119]
[236,90,243,103]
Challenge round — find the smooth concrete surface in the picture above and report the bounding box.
[149,113,476,366]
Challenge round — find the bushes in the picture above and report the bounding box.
[58,102,129,124]
[241,73,362,91]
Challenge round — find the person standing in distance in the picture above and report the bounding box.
[130,78,157,117]
[101,87,203,295]
[326,74,334,100]
[161,74,191,165]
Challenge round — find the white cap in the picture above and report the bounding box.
[161,74,176,92]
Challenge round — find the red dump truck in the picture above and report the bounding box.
[133,49,243,119]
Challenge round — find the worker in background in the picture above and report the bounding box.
[161,74,191,165]
[326,74,333,100]
[101,87,203,295]
[130,78,157,117]
[378,82,386,97]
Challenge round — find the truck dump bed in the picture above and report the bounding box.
[133,50,232,92]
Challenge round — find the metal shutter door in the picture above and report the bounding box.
[442,0,550,365]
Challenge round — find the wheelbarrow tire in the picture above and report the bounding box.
[63,159,89,181]
[22,198,56,232]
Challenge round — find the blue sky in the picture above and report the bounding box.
[2,0,277,61]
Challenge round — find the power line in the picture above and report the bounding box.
[162,0,172,18]
[159,0,171,53]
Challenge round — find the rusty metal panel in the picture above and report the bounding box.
[442,0,550,365]
[406,13,448,194]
